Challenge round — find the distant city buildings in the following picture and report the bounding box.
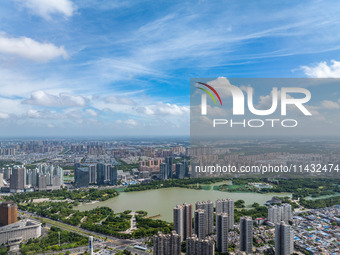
[275,221,293,255]
[175,163,185,179]
[240,216,253,254]
[153,231,181,255]
[74,163,117,187]
[159,163,168,180]
[165,157,173,179]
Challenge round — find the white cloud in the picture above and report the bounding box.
[85,108,98,116]
[301,60,340,78]
[15,0,76,20]
[23,91,87,107]
[136,102,189,116]
[0,113,10,119]
[125,119,137,126]
[320,100,340,109]
[26,109,63,119]
[0,34,68,62]
[105,96,135,105]
[116,119,137,126]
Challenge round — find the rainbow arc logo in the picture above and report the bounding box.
[196,82,222,106]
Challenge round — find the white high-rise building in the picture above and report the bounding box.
[268,204,292,224]
[195,200,214,234]
[281,204,292,223]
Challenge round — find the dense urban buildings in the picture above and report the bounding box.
[240,216,253,254]
[0,201,17,226]
[0,138,339,254]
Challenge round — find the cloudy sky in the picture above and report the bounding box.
[1,0,340,136]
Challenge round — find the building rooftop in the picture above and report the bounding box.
[0,220,41,232]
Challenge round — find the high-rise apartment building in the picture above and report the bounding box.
[268,204,292,224]
[10,166,25,192]
[216,198,234,229]
[153,231,181,255]
[74,165,89,187]
[216,213,229,253]
[97,163,106,185]
[175,163,185,179]
[240,216,253,254]
[110,165,117,185]
[173,203,192,242]
[165,157,173,179]
[186,234,215,255]
[281,204,292,223]
[275,221,293,255]
[194,209,207,239]
[160,163,168,180]
[88,164,97,184]
[195,200,213,235]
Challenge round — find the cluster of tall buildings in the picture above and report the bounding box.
[74,163,117,187]
[26,164,63,191]
[159,157,189,180]
[154,199,295,255]
[1,164,63,193]
[268,204,292,224]
[155,199,238,255]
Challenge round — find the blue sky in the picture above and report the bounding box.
[1,0,340,136]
